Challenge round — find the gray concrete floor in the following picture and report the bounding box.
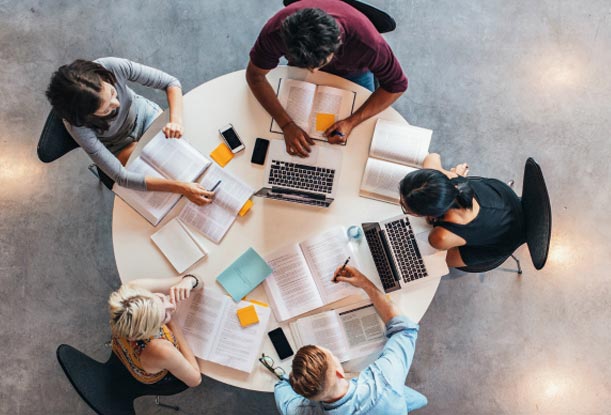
[1,0,610,414]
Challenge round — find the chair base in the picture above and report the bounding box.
[155,396,180,411]
[511,254,523,275]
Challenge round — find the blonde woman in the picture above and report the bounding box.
[108,275,203,387]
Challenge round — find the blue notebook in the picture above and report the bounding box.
[216,248,273,302]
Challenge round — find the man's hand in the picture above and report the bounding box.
[324,118,355,144]
[282,121,314,157]
[333,265,373,289]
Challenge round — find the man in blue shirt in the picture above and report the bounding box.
[274,265,428,414]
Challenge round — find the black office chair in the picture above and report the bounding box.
[57,344,190,415]
[37,110,114,190]
[282,0,396,33]
[457,158,552,274]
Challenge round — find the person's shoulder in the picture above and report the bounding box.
[141,337,178,361]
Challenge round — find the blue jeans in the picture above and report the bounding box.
[405,386,428,412]
[129,94,163,140]
[344,71,375,92]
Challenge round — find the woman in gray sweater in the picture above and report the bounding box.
[46,57,213,205]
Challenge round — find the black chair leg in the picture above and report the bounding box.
[155,396,180,411]
[511,254,523,275]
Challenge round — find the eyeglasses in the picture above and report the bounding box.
[259,353,286,380]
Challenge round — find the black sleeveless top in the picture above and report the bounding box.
[434,177,526,266]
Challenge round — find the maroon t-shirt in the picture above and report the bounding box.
[249,0,408,93]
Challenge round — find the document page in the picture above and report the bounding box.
[290,310,351,362]
[208,300,271,373]
[272,79,317,133]
[370,119,432,167]
[178,165,254,243]
[359,158,417,204]
[300,227,362,305]
[140,131,211,182]
[113,157,181,225]
[337,303,385,360]
[150,217,206,273]
[263,244,325,322]
[308,85,355,139]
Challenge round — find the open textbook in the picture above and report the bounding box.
[290,302,386,362]
[270,78,356,141]
[176,288,271,373]
[359,119,432,204]
[263,227,363,322]
[178,165,254,244]
[113,131,211,225]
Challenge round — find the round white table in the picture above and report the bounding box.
[112,66,443,392]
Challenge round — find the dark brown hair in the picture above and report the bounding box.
[289,345,330,399]
[45,59,117,131]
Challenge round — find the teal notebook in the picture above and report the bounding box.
[216,248,273,302]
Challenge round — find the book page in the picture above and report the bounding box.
[272,79,317,132]
[360,158,418,204]
[178,165,254,244]
[337,303,386,360]
[291,310,351,362]
[370,119,432,167]
[175,289,226,360]
[150,217,206,273]
[113,157,180,225]
[207,300,271,373]
[308,85,355,139]
[263,244,324,322]
[300,227,362,305]
[140,131,211,182]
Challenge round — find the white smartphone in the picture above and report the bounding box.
[218,123,245,153]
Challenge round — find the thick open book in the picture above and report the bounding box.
[150,218,207,274]
[290,302,386,363]
[178,165,254,244]
[270,78,356,141]
[114,131,211,225]
[359,119,432,204]
[176,288,271,373]
[263,227,363,322]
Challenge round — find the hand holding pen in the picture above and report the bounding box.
[333,263,371,289]
[333,257,350,283]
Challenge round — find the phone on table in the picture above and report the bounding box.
[251,137,270,165]
[218,123,245,153]
[268,327,294,360]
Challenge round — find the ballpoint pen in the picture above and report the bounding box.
[330,129,345,137]
[210,180,222,192]
[333,256,351,282]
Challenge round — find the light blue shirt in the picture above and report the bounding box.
[274,316,427,415]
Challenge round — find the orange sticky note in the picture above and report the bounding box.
[238,199,253,217]
[210,143,234,167]
[315,113,335,131]
[237,304,259,327]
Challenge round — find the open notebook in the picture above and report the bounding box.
[263,227,363,322]
[175,288,271,373]
[359,119,432,204]
[113,131,211,225]
[270,78,356,141]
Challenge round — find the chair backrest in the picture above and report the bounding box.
[56,344,188,415]
[282,0,396,33]
[521,158,552,270]
[37,110,79,163]
[456,254,511,273]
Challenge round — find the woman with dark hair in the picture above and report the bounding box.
[399,153,525,268]
[46,57,213,205]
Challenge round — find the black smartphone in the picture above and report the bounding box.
[251,137,270,165]
[268,327,294,360]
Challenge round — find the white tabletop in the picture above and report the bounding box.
[112,66,443,392]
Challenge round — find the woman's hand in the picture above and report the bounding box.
[333,265,373,289]
[182,183,214,205]
[168,275,202,304]
[162,122,183,139]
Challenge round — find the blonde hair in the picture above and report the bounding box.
[289,345,330,399]
[108,285,164,340]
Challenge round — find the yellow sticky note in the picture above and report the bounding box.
[315,113,335,131]
[238,199,253,217]
[210,143,234,167]
[237,304,259,327]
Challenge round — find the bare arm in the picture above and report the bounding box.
[141,333,202,387]
[423,153,460,179]
[126,275,202,304]
[333,265,399,324]
[163,85,184,138]
[145,177,214,205]
[245,61,314,157]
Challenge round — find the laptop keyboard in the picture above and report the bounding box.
[363,226,401,293]
[385,218,428,282]
[269,160,335,194]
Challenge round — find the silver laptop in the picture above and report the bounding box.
[255,140,342,208]
[362,214,449,293]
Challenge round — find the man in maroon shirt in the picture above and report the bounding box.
[246,0,408,157]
